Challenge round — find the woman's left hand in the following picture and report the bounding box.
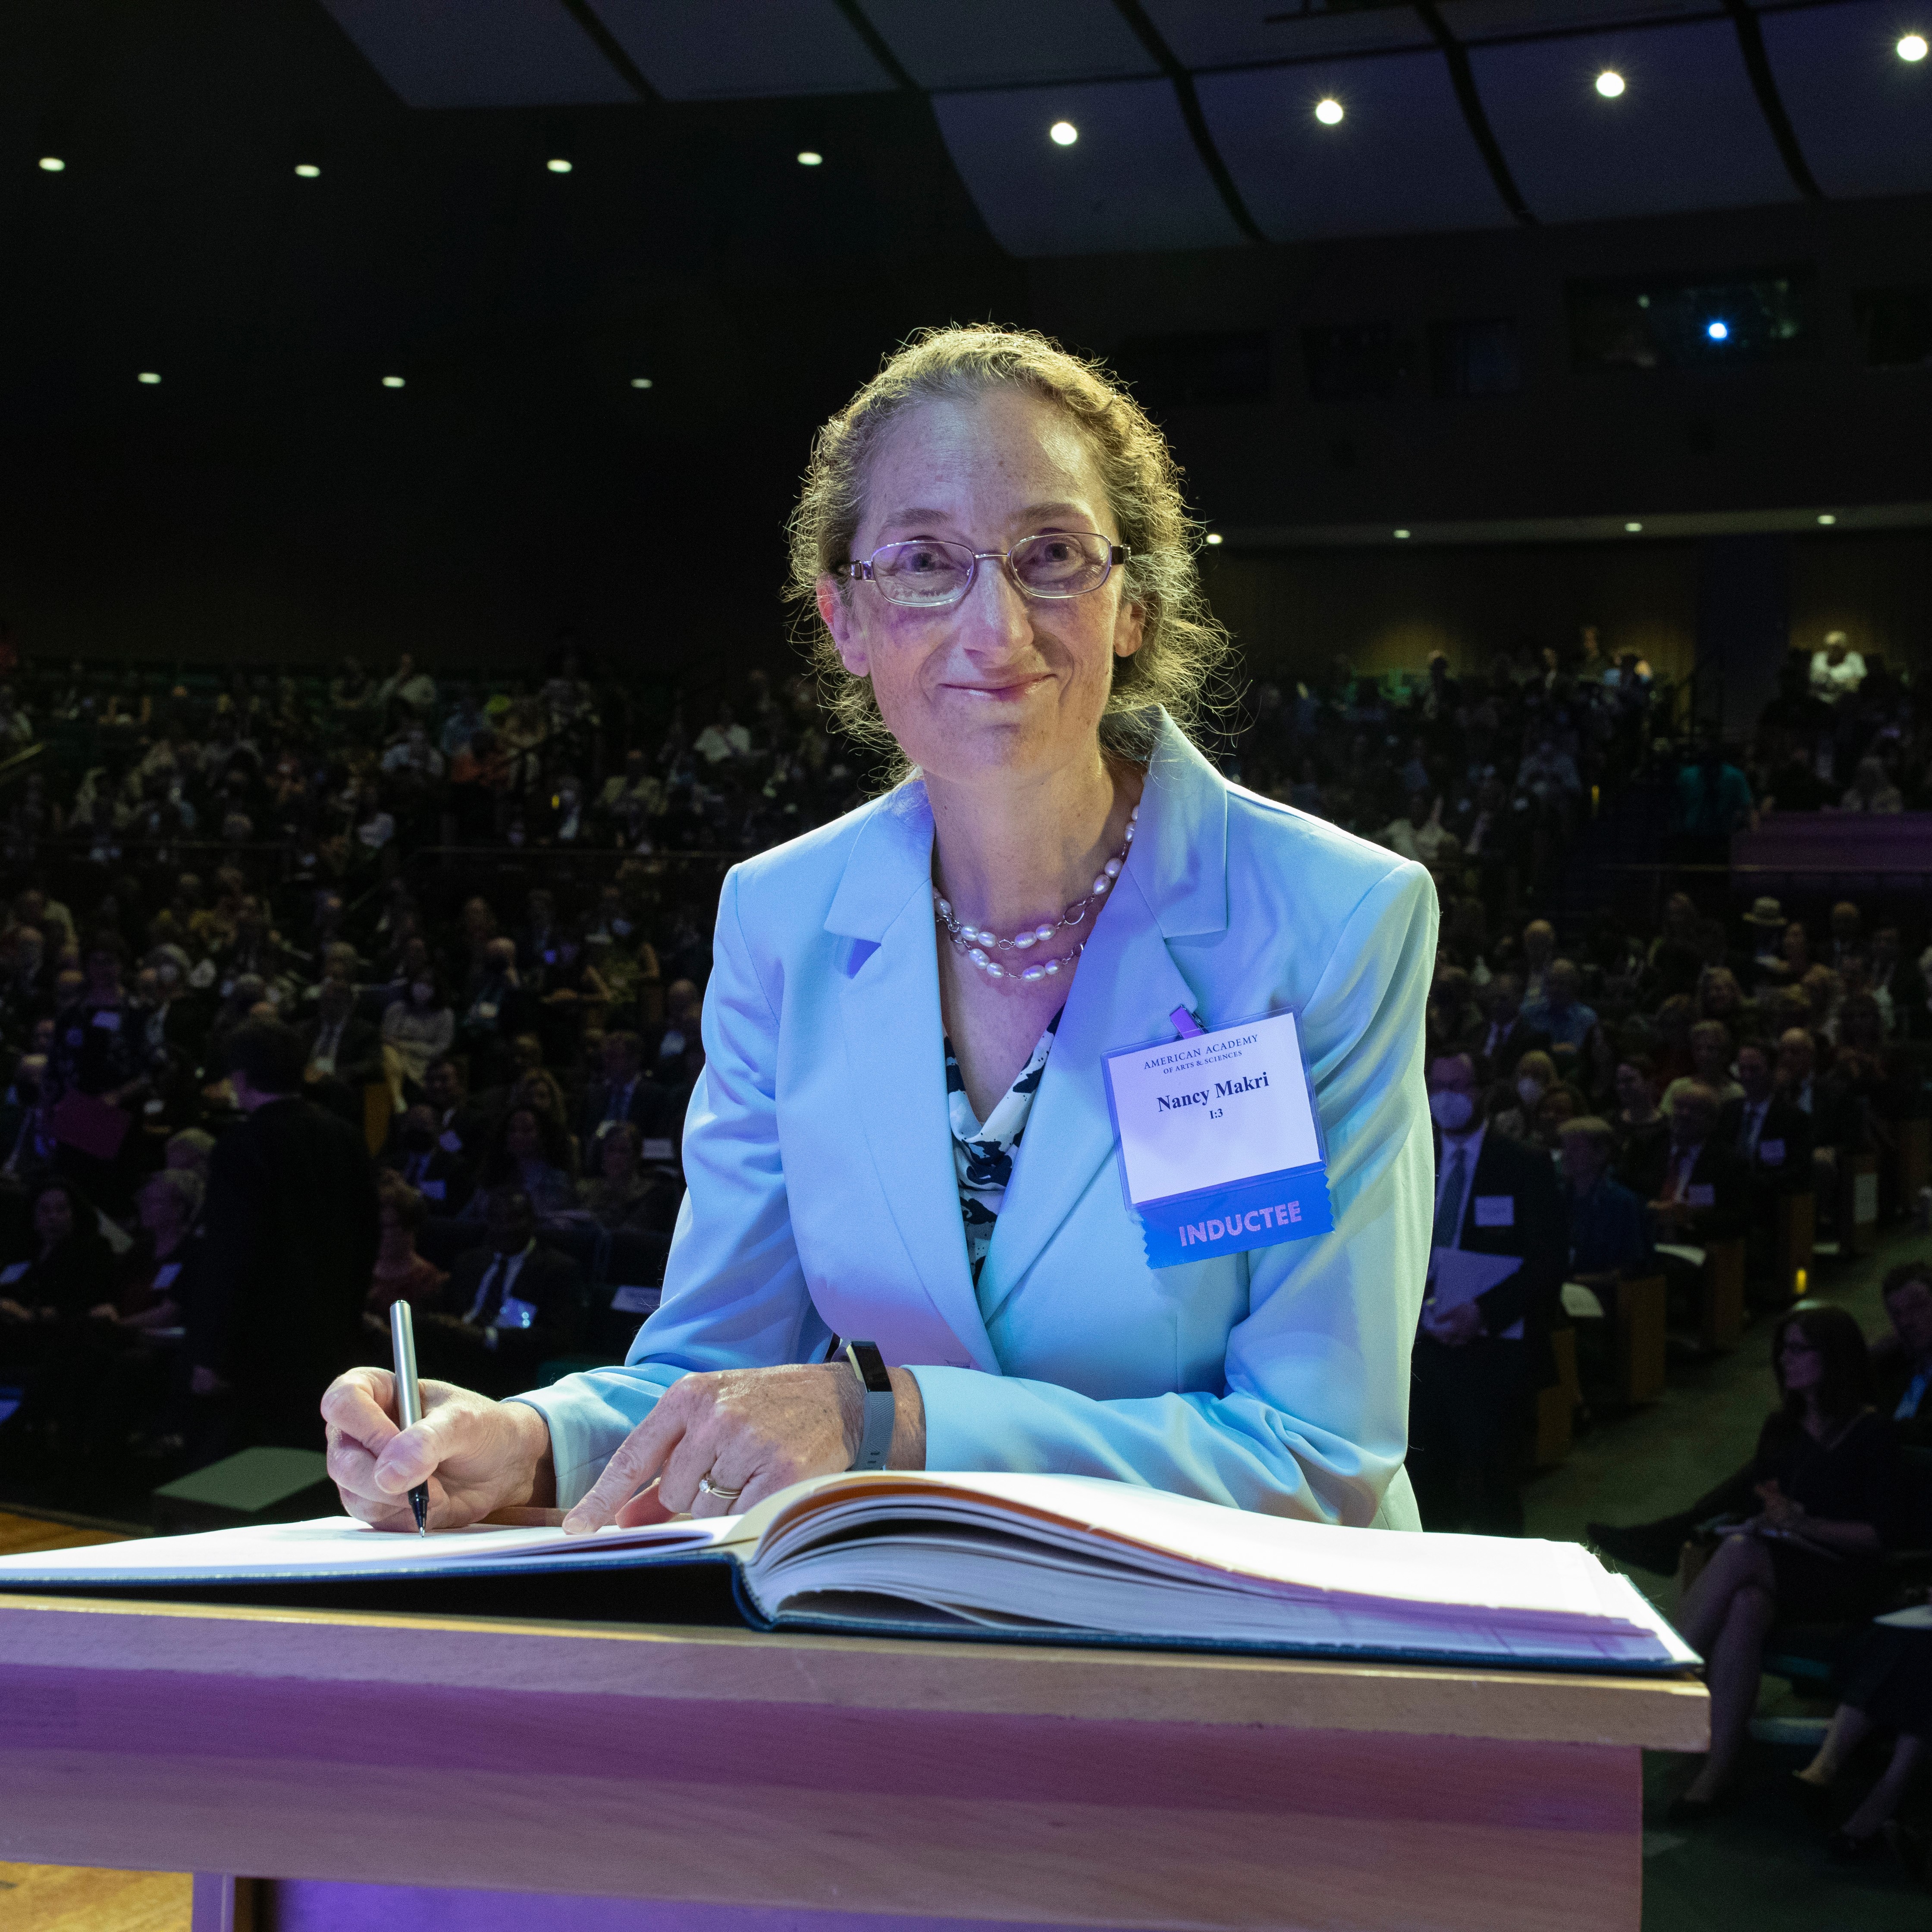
[562,1364,865,1531]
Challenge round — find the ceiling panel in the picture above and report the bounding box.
[933,79,1246,255]
[1442,0,1721,42]
[318,0,636,107]
[585,0,895,99]
[1759,0,1932,199]
[861,0,1156,90]
[1199,50,1512,240]
[1471,18,1797,223]
[1141,0,1433,69]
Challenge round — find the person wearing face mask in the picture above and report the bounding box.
[1409,1052,1566,1535]
[380,968,455,1109]
[1490,1048,1557,1143]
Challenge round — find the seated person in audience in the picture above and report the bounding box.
[1661,1021,1743,1115]
[1531,1081,1584,1151]
[1469,972,1548,1084]
[1776,1024,1864,1214]
[383,1103,475,1215]
[1796,1621,1932,1862]
[1609,1054,1669,1169]
[1518,919,1555,1003]
[298,974,383,1127]
[1628,1081,1749,1244]
[576,1121,679,1236]
[1870,924,1929,1040]
[1489,1048,1556,1143]
[1694,965,1754,1039]
[1719,1040,1813,1191]
[647,977,701,1081]
[416,1187,584,1401]
[456,939,537,1090]
[1808,631,1865,701]
[456,1104,577,1221]
[422,1056,491,1163]
[0,1177,116,1411]
[364,1180,447,1331]
[380,968,455,1109]
[1559,1117,1650,1302]
[1669,1307,1903,1819]
[1519,958,1598,1053]
[1409,1052,1565,1536]
[1838,755,1903,814]
[473,1030,546,1122]
[574,1030,662,1148]
[1872,1260,1932,1445]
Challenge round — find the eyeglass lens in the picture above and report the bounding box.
[867,531,1113,606]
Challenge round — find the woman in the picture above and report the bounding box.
[324,324,1434,1537]
[0,1178,116,1395]
[1490,1049,1556,1143]
[381,968,455,1107]
[577,1121,678,1235]
[1795,1623,1932,1860]
[460,1106,576,1220]
[1669,1305,1903,1818]
[365,1181,447,1322]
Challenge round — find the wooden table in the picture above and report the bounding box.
[0,1590,1706,1932]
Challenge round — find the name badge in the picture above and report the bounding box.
[0,1261,27,1285]
[438,1130,464,1154]
[91,1009,122,1032]
[420,1179,446,1200]
[642,1137,675,1162]
[495,1294,538,1332]
[1758,1139,1784,1166]
[153,1263,182,1288]
[609,1284,657,1315]
[1102,1009,1330,1268]
[311,1054,335,1075]
[1687,1183,1716,1207]
[1474,1195,1515,1228]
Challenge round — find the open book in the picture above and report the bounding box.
[0,1470,1697,1674]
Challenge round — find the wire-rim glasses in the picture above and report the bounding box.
[842,530,1129,609]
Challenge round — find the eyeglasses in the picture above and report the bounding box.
[842,530,1129,609]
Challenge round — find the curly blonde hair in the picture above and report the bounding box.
[787,324,1232,772]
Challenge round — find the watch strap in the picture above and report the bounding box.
[844,1339,895,1471]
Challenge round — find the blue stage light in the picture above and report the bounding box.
[1706,320,1729,342]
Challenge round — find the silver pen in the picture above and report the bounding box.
[389,1299,430,1535]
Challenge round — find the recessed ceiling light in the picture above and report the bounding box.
[1706,320,1730,342]
[1817,513,1837,525]
[1393,528,1411,540]
[796,150,823,167]
[1314,98,1343,126]
[1205,532,1223,546]
[137,372,161,385]
[1898,33,1928,61]
[1049,121,1079,147]
[546,157,572,174]
[630,377,654,390]
[1625,521,1642,533]
[381,375,405,388]
[1595,70,1626,98]
[294,163,321,179]
[38,156,65,172]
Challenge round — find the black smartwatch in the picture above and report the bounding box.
[844,1339,895,1471]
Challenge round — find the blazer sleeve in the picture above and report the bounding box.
[907,859,1437,1528]
[511,867,831,1504]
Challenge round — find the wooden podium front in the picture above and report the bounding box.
[0,1591,1706,1932]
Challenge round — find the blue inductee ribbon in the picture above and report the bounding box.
[1104,1008,1333,1270]
[1134,1161,1334,1269]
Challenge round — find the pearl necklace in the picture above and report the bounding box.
[933,805,1138,983]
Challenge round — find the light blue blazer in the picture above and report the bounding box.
[520,713,1436,1528]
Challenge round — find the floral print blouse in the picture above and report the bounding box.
[945,1010,1062,1284]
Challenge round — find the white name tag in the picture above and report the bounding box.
[494,1294,538,1332]
[1474,1195,1515,1227]
[438,1130,463,1155]
[153,1263,182,1288]
[311,1055,335,1075]
[608,1284,657,1314]
[1104,1010,1320,1207]
[0,1261,27,1285]
[1757,1139,1784,1165]
[91,1009,122,1032]
[642,1137,674,1162]
[1687,1183,1716,1207]
[420,1180,446,1201]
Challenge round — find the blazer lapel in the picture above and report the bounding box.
[977,717,1231,1321]
[829,785,1001,1373]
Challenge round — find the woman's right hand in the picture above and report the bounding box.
[321,1367,556,1533]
